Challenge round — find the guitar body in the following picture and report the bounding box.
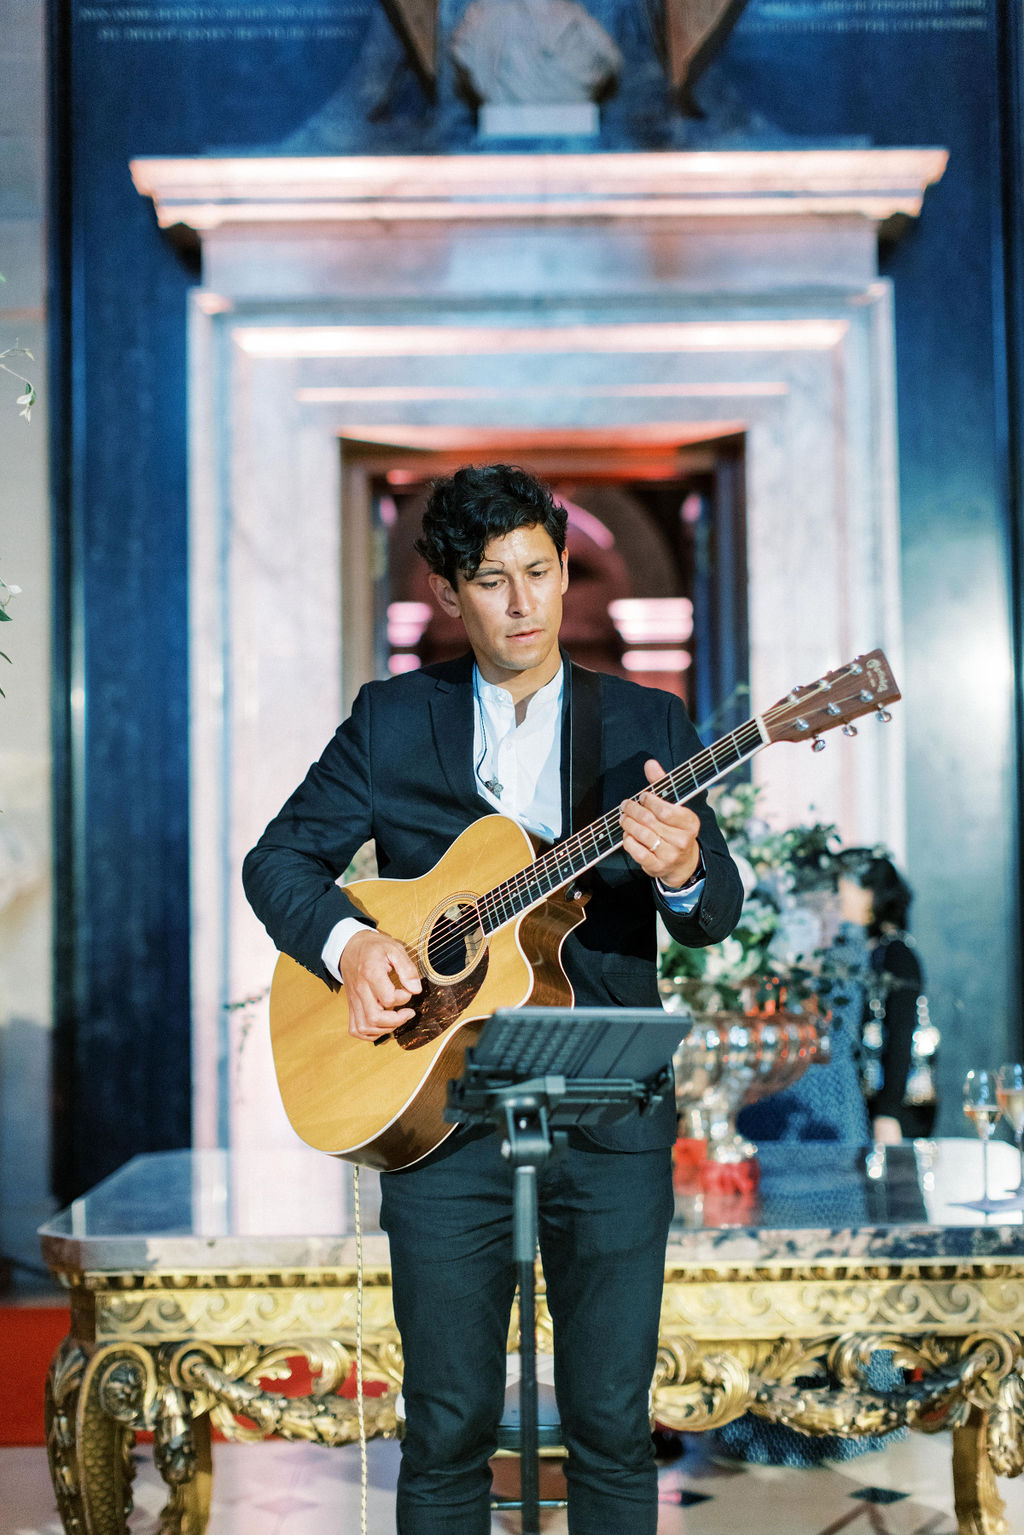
[269,815,588,1170]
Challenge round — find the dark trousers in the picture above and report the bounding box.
[379,1129,674,1535]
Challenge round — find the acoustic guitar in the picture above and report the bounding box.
[269,650,900,1170]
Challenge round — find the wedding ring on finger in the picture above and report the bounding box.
[652,836,661,852]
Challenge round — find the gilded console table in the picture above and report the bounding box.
[40,1140,1024,1535]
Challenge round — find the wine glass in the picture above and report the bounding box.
[997,1063,1024,1195]
[963,1069,1000,1205]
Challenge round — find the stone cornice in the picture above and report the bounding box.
[130,148,948,233]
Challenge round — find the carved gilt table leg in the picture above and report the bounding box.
[44,1334,217,1535]
[953,1406,1010,1535]
[44,1337,137,1535]
[152,1387,213,1535]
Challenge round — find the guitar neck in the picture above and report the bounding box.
[477,713,768,936]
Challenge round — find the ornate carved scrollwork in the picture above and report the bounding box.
[749,1373,908,1438]
[178,1347,400,1445]
[954,1405,1011,1535]
[97,1347,156,1426]
[43,1325,404,1535]
[986,1372,1024,1480]
[652,1334,753,1430]
[658,1266,1024,1344]
[652,1322,1024,1484]
[44,1339,141,1535]
[43,1256,1024,1535]
[153,1384,201,1486]
[45,1339,90,1534]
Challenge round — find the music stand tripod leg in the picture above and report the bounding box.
[504,1105,552,1535]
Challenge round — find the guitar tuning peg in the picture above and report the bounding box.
[812,737,826,752]
[875,709,893,724]
[842,723,858,737]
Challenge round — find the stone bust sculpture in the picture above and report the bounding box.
[451,0,623,105]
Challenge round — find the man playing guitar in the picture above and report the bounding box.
[244,463,744,1533]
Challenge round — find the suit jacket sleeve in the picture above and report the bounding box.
[242,683,381,981]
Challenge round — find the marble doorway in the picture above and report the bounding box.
[130,148,945,1155]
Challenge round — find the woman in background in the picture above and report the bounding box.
[837,849,936,1142]
[737,849,935,1147]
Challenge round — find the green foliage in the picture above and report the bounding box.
[661,783,848,1012]
[0,577,20,696]
[0,341,35,421]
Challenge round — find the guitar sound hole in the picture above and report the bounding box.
[425,901,485,980]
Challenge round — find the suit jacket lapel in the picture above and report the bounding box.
[562,656,605,837]
[560,654,573,835]
[427,652,482,807]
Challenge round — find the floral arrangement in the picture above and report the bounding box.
[660,783,847,1013]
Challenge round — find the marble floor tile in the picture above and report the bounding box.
[5,1428,1023,1535]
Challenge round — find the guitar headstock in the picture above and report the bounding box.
[763,650,901,747]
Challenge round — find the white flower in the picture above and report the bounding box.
[768,905,821,968]
[731,852,758,899]
[0,580,22,610]
[705,937,748,981]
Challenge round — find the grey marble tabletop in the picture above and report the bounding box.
[38,1138,1024,1277]
[668,1137,1024,1265]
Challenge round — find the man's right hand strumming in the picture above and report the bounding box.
[339,928,423,1040]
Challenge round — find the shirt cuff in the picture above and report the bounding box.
[321,917,374,982]
[656,876,705,914]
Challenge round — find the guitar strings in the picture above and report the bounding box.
[403,700,789,973]
[398,713,767,976]
[391,679,871,979]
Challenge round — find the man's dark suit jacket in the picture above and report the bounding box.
[243,652,744,1152]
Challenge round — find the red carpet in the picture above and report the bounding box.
[0,1305,69,1445]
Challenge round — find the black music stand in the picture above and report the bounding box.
[444,1006,692,1535]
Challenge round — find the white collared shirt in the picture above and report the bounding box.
[473,664,564,840]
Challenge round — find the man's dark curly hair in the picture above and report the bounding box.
[415,464,568,586]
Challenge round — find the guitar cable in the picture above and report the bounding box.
[353,1163,369,1535]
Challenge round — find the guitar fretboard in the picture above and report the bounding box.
[476,715,766,935]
